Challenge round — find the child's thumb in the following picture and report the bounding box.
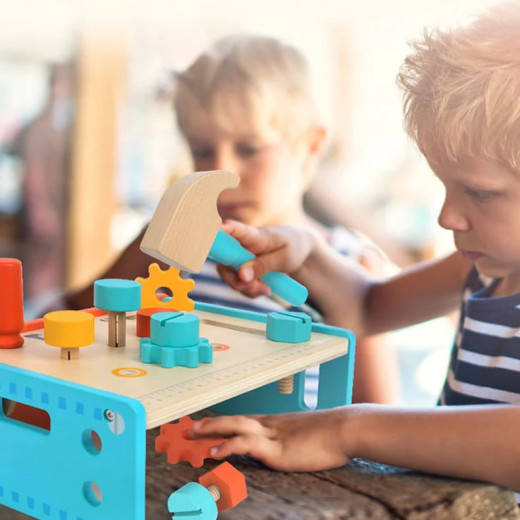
[238,251,282,282]
[239,263,256,283]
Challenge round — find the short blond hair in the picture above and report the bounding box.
[174,35,319,145]
[397,2,520,171]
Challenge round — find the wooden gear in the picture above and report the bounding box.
[135,263,195,311]
[155,416,224,467]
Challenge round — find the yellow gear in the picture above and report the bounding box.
[136,263,195,311]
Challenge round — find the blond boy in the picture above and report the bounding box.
[191,3,520,492]
[67,35,399,404]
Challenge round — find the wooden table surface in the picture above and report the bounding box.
[2,425,518,520]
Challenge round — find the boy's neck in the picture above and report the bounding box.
[268,206,307,226]
[490,276,520,298]
[266,208,331,242]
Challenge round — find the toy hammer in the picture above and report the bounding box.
[140,170,308,306]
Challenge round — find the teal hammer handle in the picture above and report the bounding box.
[208,230,308,306]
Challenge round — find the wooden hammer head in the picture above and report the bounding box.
[140,170,239,272]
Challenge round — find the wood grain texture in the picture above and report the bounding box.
[140,170,239,272]
[144,426,520,520]
[1,424,518,519]
[67,33,127,291]
[5,312,348,429]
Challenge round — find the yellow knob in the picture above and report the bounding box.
[44,311,95,348]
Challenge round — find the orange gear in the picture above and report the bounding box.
[135,263,195,311]
[155,416,224,467]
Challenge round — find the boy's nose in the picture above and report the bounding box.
[437,199,469,231]
[212,149,239,173]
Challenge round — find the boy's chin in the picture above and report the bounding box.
[218,206,253,225]
[474,263,495,276]
[474,261,516,283]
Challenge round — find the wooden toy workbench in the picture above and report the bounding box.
[4,303,353,429]
[0,301,355,520]
[0,170,355,519]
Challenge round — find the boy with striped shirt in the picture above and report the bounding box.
[190,1,520,494]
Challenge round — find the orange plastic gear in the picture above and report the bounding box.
[135,263,195,311]
[155,416,224,467]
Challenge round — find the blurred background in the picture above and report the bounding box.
[0,0,501,406]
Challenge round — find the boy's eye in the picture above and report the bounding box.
[191,148,214,161]
[465,188,493,202]
[236,144,262,157]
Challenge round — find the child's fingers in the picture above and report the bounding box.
[216,265,270,297]
[208,434,280,464]
[222,220,279,256]
[221,220,258,247]
[241,283,271,299]
[217,264,246,289]
[238,249,291,281]
[190,415,272,439]
[222,220,304,276]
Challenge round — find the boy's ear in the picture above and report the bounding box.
[308,125,327,157]
[301,125,327,188]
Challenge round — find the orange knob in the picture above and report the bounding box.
[0,258,24,349]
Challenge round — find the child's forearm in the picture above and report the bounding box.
[300,248,470,335]
[345,404,520,491]
[66,227,164,309]
[221,222,469,334]
[297,237,373,334]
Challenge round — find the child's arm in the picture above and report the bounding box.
[191,405,520,491]
[66,227,167,309]
[218,220,472,335]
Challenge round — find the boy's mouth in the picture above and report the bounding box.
[459,249,484,262]
[218,202,250,217]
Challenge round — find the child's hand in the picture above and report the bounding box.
[189,410,352,472]
[217,220,317,299]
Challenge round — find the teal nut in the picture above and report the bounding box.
[168,482,217,520]
[150,312,200,347]
[266,311,312,343]
[94,279,141,312]
[140,337,213,368]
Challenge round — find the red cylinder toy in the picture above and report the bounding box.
[0,258,24,348]
[136,307,170,338]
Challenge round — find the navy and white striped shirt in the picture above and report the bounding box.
[440,267,520,406]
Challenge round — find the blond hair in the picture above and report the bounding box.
[174,35,319,145]
[397,2,520,171]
